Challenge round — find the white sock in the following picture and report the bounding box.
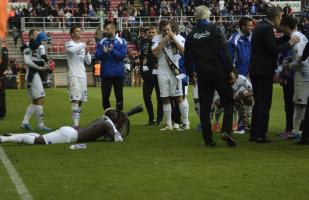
[163,104,172,126]
[11,133,40,137]
[0,135,35,144]
[71,103,81,127]
[22,104,35,124]
[293,105,306,132]
[34,105,44,128]
[179,99,189,125]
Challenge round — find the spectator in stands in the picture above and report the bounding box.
[95,22,127,112]
[12,27,20,48]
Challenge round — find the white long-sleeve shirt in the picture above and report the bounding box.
[65,40,91,78]
[289,31,309,82]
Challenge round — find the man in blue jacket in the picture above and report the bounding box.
[95,22,127,112]
[228,17,253,76]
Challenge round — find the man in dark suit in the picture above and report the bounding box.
[140,27,163,126]
[249,7,300,143]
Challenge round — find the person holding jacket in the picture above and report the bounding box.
[95,22,127,112]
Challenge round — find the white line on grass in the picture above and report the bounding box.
[0,146,33,200]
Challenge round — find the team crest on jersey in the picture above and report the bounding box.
[25,50,30,55]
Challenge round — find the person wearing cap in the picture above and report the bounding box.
[20,29,52,132]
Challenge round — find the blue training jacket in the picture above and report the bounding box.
[95,35,127,77]
[228,31,251,76]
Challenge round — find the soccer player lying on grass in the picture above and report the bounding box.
[0,105,143,145]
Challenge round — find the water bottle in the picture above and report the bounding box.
[70,143,87,150]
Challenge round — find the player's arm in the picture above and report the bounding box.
[289,41,305,68]
[169,33,185,55]
[95,41,107,60]
[38,45,49,63]
[110,40,127,60]
[152,36,169,57]
[23,50,43,70]
[65,42,86,54]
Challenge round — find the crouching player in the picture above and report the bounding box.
[212,72,253,134]
[0,106,143,145]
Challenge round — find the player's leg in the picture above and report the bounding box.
[292,81,309,138]
[31,73,51,131]
[0,132,45,144]
[113,77,124,112]
[21,103,35,131]
[173,78,189,129]
[158,75,172,131]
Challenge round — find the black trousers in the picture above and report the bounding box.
[142,76,163,123]
[198,77,234,144]
[250,76,273,140]
[282,77,294,132]
[101,76,124,112]
[0,78,6,118]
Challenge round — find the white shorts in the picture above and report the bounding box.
[193,83,199,99]
[42,126,78,144]
[28,73,45,100]
[294,81,309,105]
[68,76,88,102]
[158,74,183,97]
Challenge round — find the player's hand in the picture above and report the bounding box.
[289,35,300,46]
[109,44,113,51]
[229,71,236,84]
[190,72,197,85]
[168,31,176,40]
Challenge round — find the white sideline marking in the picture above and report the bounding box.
[0,146,33,200]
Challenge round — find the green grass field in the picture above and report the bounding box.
[1,85,309,200]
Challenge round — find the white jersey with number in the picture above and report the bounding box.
[151,34,185,75]
[290,31,309,82]
[65,40,91,78]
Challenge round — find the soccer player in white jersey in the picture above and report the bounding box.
[212,72,253,134]
[152,20,189,131]
[281,16,309,137]
[21,29,52,131]
[65,26,94,129]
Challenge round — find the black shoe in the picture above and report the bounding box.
[255,138,272,143]
[222,132,236,147]
[145,120,156,126]
[156,121,162,126]
[205,141,217,147]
